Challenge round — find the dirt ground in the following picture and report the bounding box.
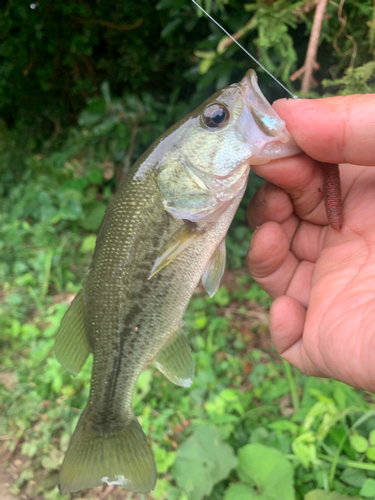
[0,448,151,500]
[0,461,18,500]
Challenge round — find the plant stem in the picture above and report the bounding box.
[328,410,375,487]
[283,360,299,413]
[301,0,328,92]
[238,405,276,422]
[320,454,375,472]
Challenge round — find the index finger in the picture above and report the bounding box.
[273,94,375,166]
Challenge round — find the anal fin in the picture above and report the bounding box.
[55,290,91,376]
[152,329,195,387]
[149,222,202,279]
[202,238,226,298]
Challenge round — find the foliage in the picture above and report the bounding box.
[174,425,237,499]
[323,62,375,95]
[0,0,200,133]
[225,443,295,499]
[1,0,375,499]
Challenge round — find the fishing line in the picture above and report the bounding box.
[191,0,298,99]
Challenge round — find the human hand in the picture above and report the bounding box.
[246,94,375,392]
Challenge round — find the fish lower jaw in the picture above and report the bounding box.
[251,140,301,164]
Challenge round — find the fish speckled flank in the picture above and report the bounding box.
[55,69,301,494]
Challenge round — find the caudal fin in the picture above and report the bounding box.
[59,410,156,494]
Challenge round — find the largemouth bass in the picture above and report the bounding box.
[55,70,300,494]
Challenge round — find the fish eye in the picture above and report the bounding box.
[202,104,230,129]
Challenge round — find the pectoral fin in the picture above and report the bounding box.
[54,290,91,376]
[202,238,226,298]
[152,329,195,387]
[149,222,202,279]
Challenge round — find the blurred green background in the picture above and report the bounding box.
[1,1,375,499]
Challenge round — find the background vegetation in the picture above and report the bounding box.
[1,1,375,499]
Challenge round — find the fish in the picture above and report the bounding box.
[54,69,301,494]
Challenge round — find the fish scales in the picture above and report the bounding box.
[85,171,233,416]
[55,69,301,494]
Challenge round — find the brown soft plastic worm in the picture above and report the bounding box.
[322,162,342,231]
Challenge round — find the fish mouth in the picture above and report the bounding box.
[241,70,286,137]
[239,70,301,164]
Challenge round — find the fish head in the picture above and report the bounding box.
[182,69,301,174]
[155,69,301,222]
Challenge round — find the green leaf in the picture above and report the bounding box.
[87,169,103,184]
[166,486,188,500]
[250,427,269,444]
[152,444,176,474]
[268,420,299,435]
[194,315,207,330]
[92,115,120,136]
[340,467,367,488]
[101,81,111,105]
[236,444,295,500]
[78,97,106,126]
[304,490,361,500]
[174,425,237,500]
[199,57,215,75]
[349,434,369,453]
[161,18,182,38]
[361,478,375,497]
[156,0,185,10]
[80,201,107,231]
[291,431,317,468]
[132,369,152,408]
[225,482,256,500]
[367,447,375,461]
[79,234,97,253]
[369,430,375,446]
[57,188,83,221]
[211,286,230,307]
[153,478,174,500]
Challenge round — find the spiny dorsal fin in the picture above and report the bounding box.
[55,290,91,376]
[202,238,226,298]
[149,222,202,279]
[152,329,195,387]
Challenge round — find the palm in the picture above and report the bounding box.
[248,162,375,391]
[300,164,375,390]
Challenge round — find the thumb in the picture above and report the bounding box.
[273,94,375,166]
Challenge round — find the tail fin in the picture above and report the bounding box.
[59,410,156,494]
